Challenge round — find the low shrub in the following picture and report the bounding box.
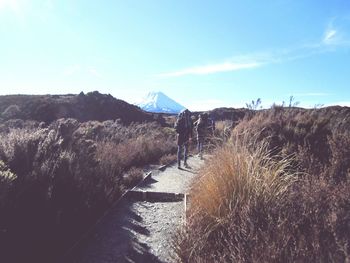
[234,106,350,181]
[0,118,176,262]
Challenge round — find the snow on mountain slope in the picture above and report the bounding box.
[137,91,185,114]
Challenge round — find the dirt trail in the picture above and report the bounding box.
[64,155,206,263]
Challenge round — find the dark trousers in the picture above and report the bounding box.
[177,143,188,166]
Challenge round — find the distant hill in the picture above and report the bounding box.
[137,91,185,114]
[0,91,154,124]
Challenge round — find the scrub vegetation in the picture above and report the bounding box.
[0,117,176,262]
[175,105,350,263]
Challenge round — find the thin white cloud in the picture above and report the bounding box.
[155,47,307,78]
[158,61,262,78]
[322,16,350,46]
[323,29,337,44]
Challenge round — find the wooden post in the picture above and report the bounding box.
[184,194,187,225]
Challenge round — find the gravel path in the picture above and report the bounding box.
[63,155,205,263]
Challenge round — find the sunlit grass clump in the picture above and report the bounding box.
[191,133,296,220]
[174,132,298,262]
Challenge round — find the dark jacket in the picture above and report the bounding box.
[175,111,193,146]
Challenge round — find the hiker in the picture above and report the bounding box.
[194,113,209,159]
[208,115,216,136]
[174,109,193,169]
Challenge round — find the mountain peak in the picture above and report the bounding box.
[137,91,185,114]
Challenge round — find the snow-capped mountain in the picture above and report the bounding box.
[137,91,185,114]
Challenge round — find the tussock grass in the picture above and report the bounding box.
[190,132,296,220]
[175,132,298,262]
[213,120,234,138]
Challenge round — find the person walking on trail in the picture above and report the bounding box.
[174,109,193,169]
[209,114,216,136]
[195,113,209,160]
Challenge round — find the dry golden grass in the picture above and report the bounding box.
[189,131,297,221]
[212,120,233,141]
[175,132,299,262]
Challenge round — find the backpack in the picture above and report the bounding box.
[196,113,208,134]
[175,110,191,134]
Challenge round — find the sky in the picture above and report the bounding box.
[1,0,350,111]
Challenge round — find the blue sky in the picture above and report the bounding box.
[1,0,350,111]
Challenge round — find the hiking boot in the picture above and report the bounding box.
[184,162,189,168]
